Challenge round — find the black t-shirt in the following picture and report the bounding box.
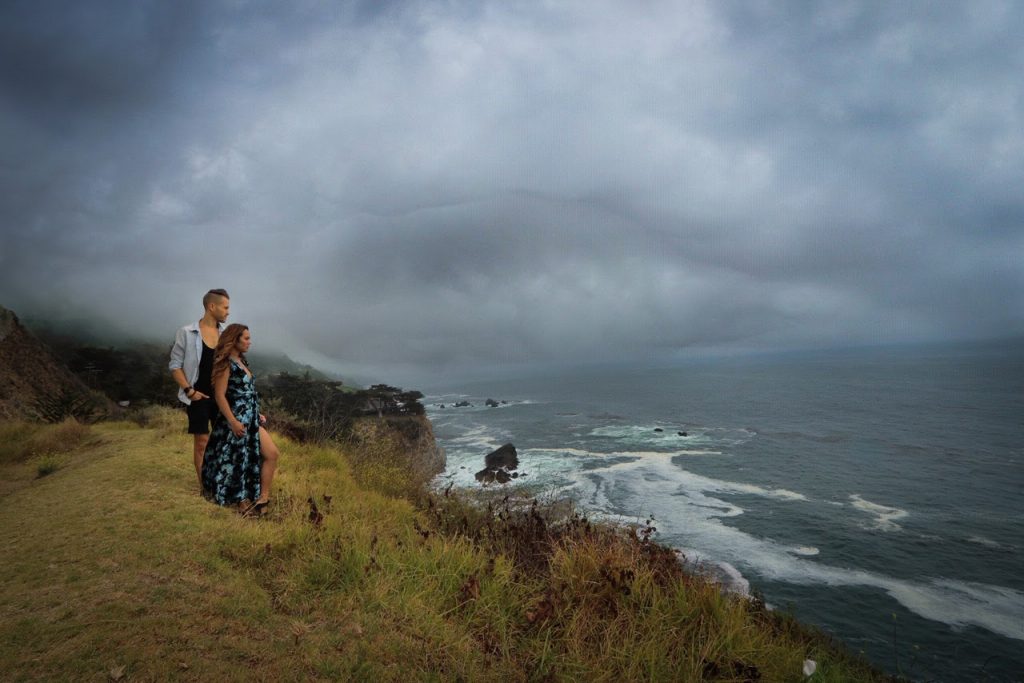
[195,342,215,395]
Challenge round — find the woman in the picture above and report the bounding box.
[201,323,280,514]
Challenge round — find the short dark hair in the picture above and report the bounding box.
[203,289,230,308]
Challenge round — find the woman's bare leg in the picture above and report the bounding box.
[256,427,279,504]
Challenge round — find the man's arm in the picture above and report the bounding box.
[168,327,191,394]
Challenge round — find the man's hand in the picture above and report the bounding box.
[259,414,267,425]
[191,390,210,400]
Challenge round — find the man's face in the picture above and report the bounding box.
[209,297,230,324]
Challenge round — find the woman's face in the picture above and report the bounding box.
[235,329,252,354]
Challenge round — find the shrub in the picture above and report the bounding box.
[30,418,92,455]
[35,456,59,478]
[0,419,92,465]
[0,422,43,465]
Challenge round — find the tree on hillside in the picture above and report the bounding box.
[365,385,425,417]
[263,376,425,442]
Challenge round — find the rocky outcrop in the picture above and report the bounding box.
[0,305,114,421]
[345,414,446,489]
[485,443,518,469]
[475,443,520,485]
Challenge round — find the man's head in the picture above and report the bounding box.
[203,288,230,324]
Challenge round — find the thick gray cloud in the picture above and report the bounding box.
[1,0,1022,383]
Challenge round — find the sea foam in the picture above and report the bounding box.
[553,453,1024,642]
[849,494,908,531]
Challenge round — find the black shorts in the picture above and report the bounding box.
[186,398,219,435]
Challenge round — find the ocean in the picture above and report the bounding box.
[422,342,1024,682]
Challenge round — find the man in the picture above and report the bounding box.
[169,289,230,492]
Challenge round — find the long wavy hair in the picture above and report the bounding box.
[211,323,250,383]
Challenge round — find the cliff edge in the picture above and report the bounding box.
[344,413,446,498]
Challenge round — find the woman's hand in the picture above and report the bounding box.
[259,413,267,425]
[230,420,246,438]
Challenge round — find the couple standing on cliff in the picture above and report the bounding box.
[168,289,281,516]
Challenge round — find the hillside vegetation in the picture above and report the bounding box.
[0,411,898,682]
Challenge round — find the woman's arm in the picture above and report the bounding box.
[214,369,246,437]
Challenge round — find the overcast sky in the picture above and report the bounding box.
[1,1,1022,384]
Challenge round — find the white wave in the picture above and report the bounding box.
[677,546,751,596]
[521,447,722,459]
[432,397,542,412]
[884,579,1024,642]
[589,423,754,450]
[617,449,723,457]
[591,424,691,439]
[521,447,603,458]
[726,483,807,501]
[716,561,752,597]
[789,546,820,556]
[966,535,1015,551]
[425,393,470,402]
[849,494,908,531]
[479,399,541,408]
[584,457,807,502]
[449,424,503,445]
[702,426,759,445]
[548,454,1024,642]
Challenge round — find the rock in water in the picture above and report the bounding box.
[485,443,518,470]
[474,443,521,485]
[653,428,663,433]
[485,398,499,407]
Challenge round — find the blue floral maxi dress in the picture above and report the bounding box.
[201,360,261,505]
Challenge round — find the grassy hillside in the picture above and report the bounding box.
[0,412,898,682]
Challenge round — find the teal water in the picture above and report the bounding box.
[424,343,1024,682]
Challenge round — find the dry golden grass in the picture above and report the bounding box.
[0,418,94,464]
[0,408,896,682]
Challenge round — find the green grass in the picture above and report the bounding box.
[0,409,899,681]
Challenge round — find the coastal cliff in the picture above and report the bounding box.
[0,414,897,681]
[343,413,446,499]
